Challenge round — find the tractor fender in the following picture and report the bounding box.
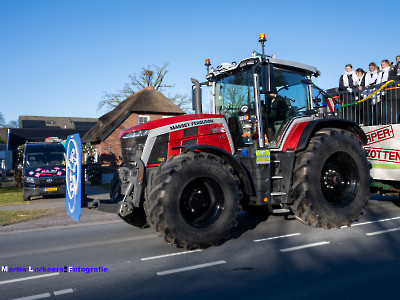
[295,119,368,152]
[173,144,254,196]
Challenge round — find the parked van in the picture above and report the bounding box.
[22,142,66,201]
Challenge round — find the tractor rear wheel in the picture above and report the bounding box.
[110,170,148,228]
[145,152,241,249]
[291,128,370,228]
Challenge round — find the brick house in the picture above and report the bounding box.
[82,88,185,167]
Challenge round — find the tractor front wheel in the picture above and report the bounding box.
[145,152,241,249]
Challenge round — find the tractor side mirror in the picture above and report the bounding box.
[313,97,322,104]
[301,79,313,85]
[260,64,270,94]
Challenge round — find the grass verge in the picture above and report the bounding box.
[0,187,25,206]
[0,209,49,226]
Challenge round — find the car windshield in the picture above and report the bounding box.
[25,152,65,167]
[25,144,66,168]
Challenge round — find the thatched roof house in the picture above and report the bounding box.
[83,88,184,144]
[82,88,185,167]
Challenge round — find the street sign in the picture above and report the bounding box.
[66,133,81,222]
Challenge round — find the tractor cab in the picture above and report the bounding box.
[207,54,320,149]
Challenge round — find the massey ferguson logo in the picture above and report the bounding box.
[169,119,214,131]
[365,125,394,145]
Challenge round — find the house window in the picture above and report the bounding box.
[138,115,150,125]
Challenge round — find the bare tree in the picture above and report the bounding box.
[0,113,18,128]
[98,63,190,112]
[7,120,18,128]
[169,93,193,113]
[127,63,172,91]
[0,112,5,127]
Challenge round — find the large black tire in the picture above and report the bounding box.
[110,170,148,228]
[145,152,241,249]
[291,128,370,229]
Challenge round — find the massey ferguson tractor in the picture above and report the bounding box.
[90,34,370,249]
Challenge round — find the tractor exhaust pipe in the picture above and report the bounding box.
[191,78,202,114]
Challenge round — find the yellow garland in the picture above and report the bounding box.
[355,80,394,104]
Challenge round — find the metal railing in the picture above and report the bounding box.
[323,80,400,126]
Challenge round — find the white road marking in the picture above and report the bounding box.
[53,288,74,295]
[10,288,74,300]
[253,233,301,242]
[366,227,400,236]
[344,216,400,228]
[141,249,203,261]
[280,241,330,252]
[0,272,59,285]
[11,293,51,300]
[157,260,226,276]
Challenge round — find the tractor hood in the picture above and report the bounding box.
[120,114,223,138]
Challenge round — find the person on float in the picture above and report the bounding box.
[377,60,392,84]
[356,68,366,89]
[365,62,379,87]
[339,64,359,92]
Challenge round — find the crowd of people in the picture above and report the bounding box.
[339,55,400,92]
[336,55,400,125]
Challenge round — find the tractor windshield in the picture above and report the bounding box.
[268,68,311,145]
[214,69,256,148]
[214,69,255,117]
[272,68,310,115]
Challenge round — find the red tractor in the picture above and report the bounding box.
[95,34,370,249]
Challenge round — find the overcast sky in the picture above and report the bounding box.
[1,0,399,123]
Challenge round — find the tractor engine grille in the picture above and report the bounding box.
[121,136,147,163]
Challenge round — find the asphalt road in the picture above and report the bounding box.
[1,197,400,300]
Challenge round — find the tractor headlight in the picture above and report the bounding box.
[121,130,150,162]
[122,129,150,139]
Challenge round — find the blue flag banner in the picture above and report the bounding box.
[66,133,81,222]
